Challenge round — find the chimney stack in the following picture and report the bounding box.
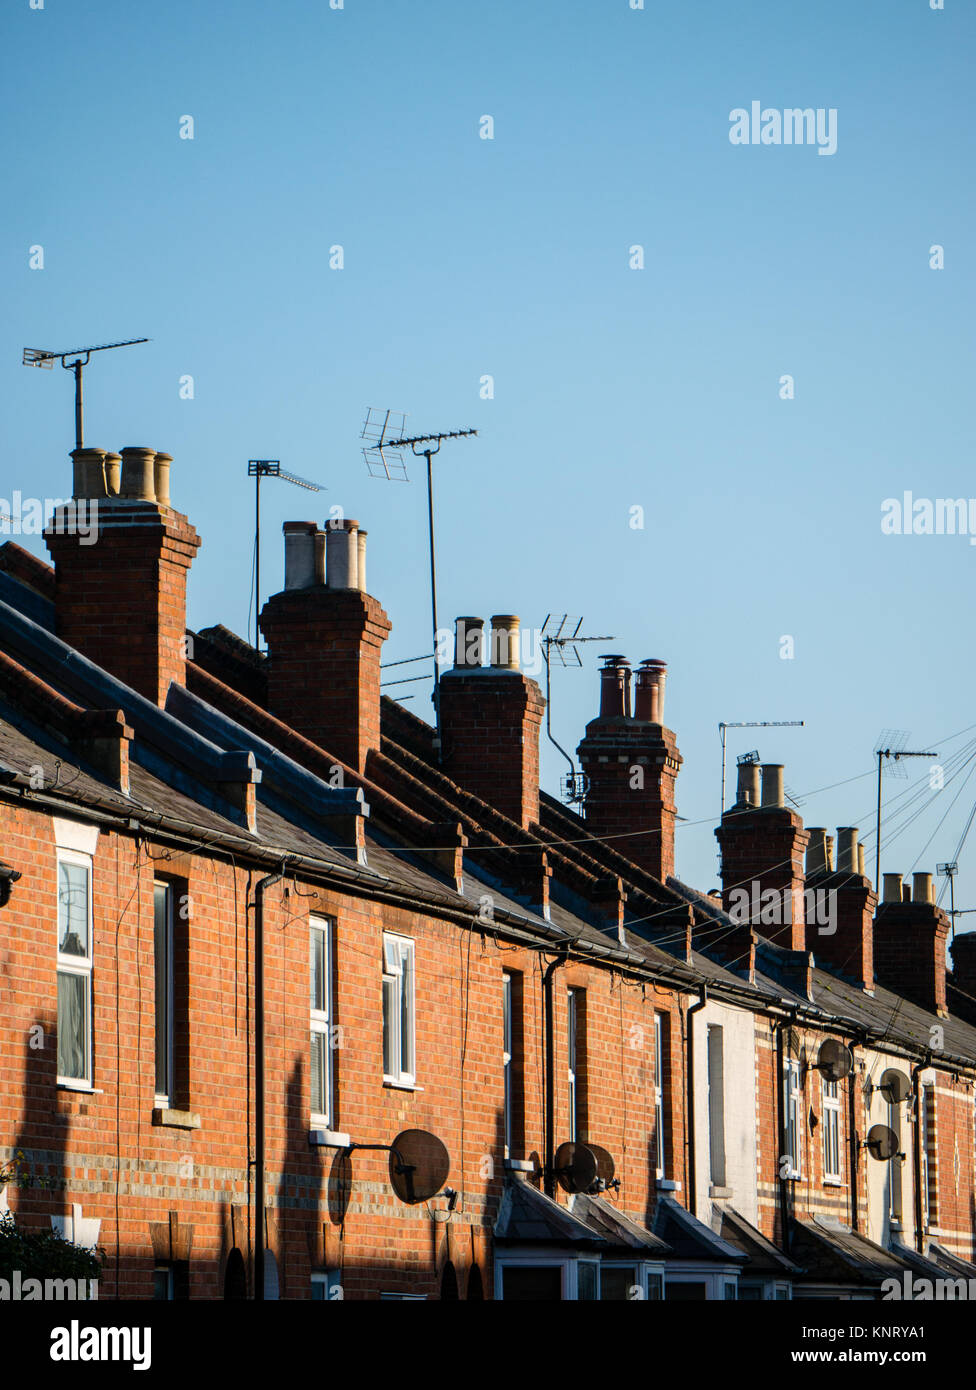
[438,614,545,829]
[45,446,200,706]
[873,868,950,1016]
[261,519,391,775]
[805,824,876,991]
[715,761,809,950]
[577,655,682,882]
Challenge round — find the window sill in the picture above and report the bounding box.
[709,1185,733,1199]
[57,1081,101,1094]
[504,1158,535,1174]
[656,1178,681,1192]
[152,1107,201,1130]
[823,1178,842,1187]
[383,1080,424,1092]
[310,1128,351,1149]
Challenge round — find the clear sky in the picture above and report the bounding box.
[3,0,974,903]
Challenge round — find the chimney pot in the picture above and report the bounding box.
[913,871,933,906]
[857,843,866,876]
[103,452,122,496]
[356,528,367,593]
[735,760,760,808]
[634,658,667,722]
[454,617,485,669]
[489,615,520,671]
[760,763,784,808]
[283,521,318,590]
[598,654,631,718]
[325,521,359,589]
[119,447,157,501]
[806,828,828,875]
[837,827,859,875]
[70,447,108,500]
[883,873,903,904]
[153,452,172,508]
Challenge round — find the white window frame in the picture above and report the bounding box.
[654,1014,666,1179]
[503,973,512,1158]
[567,988,580,1142]
[382,933,415,1087]
[153,882,175,1107]
[56,850,93,1088]
[822,1077,841,1183]
[783,1058,802,1179]
[310,915,334,1125]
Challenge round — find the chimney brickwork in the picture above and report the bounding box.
[45,447,200,707]
[577,656,681,882]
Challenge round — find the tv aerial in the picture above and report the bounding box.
[361,409,477,749]
[872,731,938,892]
[540,616,613,805]
[938,862,959,938]
[22,337,149,449]
[247,460,327,650]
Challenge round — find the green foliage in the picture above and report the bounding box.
[0,1210,104,1283]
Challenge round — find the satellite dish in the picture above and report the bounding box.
[879,1069,912,1104]
[817,1039,853,1081]
[389,1129,450,1204]
[866,1124,900,1161]
[586,1143,617,1190]
[553,1141,598,1194]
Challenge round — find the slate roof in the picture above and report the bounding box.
[570,1193,670,1254]
[653,1195,747,1264]
[714,1206,803,1276]
[494,1179,606,1247]
[790,1216,912,1288]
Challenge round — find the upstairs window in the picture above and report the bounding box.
[707,1025,726,1188]
[382,933,415,1086]
[822,1078,841,1182]
[567,989,587,1142]
[57,854,92,1085]
[783,1058,802,1179]
[153,883,175,1105]
[310,916,334,1124]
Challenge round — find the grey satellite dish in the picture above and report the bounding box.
[553,1141,598,1194]
[879,1069,911,1104]
[865,1124,900,1161]
[389,1129,450,1204]
[817,1039,853,1081]
[587,1143,616,1187]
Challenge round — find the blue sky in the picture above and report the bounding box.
[3,0,974,900]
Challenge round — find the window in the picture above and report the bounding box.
[382,934,415,1085]
[502,971,524,1158]
[567,989,586,1142]
[57,854,92,1085]
[152,1263,188,1299]
[310,916,334,1124]
[920,1085,936,1227]
[153,883,175,1104]
[707,1024,726,1188]
[503,974,512,1155]
[822,1078,841,1182]
[784,1058,802,1179]
[654,1014,669,1179]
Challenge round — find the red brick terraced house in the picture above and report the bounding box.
[1,441,976,1300]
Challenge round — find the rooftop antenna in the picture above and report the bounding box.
[937,862,959,940]
[719,720,804,822]
[361,409,477,752]
[873,731,938,892]
[540,616,613,805]
[22,337,150,449]
[247,461,327,651]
